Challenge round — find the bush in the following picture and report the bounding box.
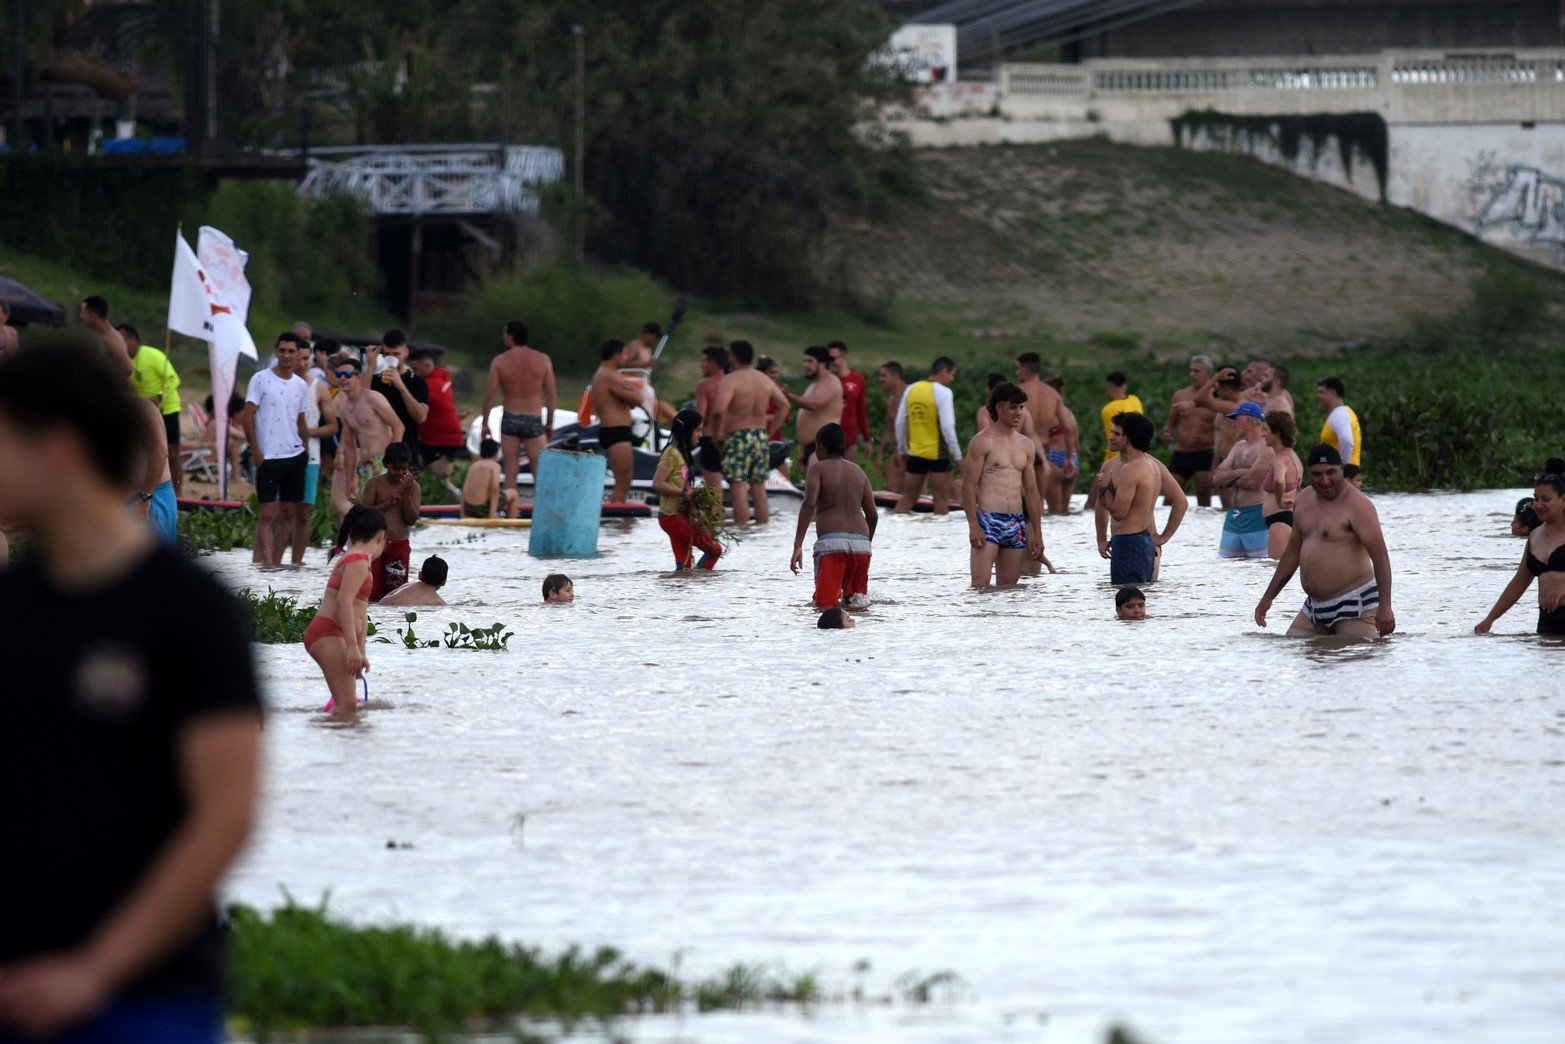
[236,588,318,644]
[426,263,670,378]
[1469,260,1551,353]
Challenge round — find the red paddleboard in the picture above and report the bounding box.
[176,498,652,520]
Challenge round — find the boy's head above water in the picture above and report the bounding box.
[543,574,574,603]
[1115,586,1146,621]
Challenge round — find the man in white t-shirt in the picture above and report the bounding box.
[290,346,339,565]
[241,333,313,564]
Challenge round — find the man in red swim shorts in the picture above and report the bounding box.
[790,423,877,610]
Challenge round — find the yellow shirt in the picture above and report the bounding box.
[1100,393,1144,461]
[904,380,940,460]
[129,345,182,416]
[1320,404,1362,466]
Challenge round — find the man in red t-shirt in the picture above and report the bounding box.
[408,348,468,486]
[828,340,871,462]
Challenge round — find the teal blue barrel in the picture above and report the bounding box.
[528,450,607,557]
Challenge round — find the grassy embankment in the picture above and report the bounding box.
[5,141,1561,492]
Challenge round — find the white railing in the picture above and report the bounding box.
[295,144,565,216]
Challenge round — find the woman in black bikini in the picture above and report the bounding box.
[1476,461,1565,636]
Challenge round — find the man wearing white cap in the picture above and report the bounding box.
[1213,400,1275,559]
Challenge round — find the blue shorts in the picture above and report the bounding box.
[1110,530,1156,584]
[302,462,321,506]
[0,991,221,1044]
[1219,503,1269,559]
[977,510,1027,549]
[150,480,177,547]
[1044,448,1067,468]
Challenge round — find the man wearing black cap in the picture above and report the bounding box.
[1214,401,1275,559]
[1254,444,1395,640]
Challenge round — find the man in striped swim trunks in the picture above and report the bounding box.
[1254,444,1396,641]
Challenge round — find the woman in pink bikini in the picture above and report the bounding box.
[1260,410,1302,559]
[303,505,387,718]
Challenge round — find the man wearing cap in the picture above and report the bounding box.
[1213,401,1275,559]
[1255,444,1395,640]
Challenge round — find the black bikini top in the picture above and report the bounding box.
[1525,539,1565,576]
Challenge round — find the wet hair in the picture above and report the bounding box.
[383,442,412,469]
[1112,411,1154,451]
[504,320,529,345]
[1045,374,1066,391]
[479,437,500,459]
[420,555,449,587]
[643,322,663,338]
[985,372,1006,391]
[1105,371,1127,388]
[1190,354,1212,371]
[331,505,388,561]
[1115,586,1145,608]
[985,380,1027,420]
[600,338,625,361]
[729,340,755,365]
[0,340,143,485]
[116,323,140,342]
[818,607,850,629]
[670,408,703,478]
[276,332,307,351]
[816,422,846,457]
[542,573,572,600]
[1264,410,1297,447]
[82,295,109,319]
[1536,458,1565,496]
[1016,352,1041,375]
[382,329,407,350]
[1516,497,1541,531]
[1318,376,1346,398]
[701,345,729,368]
[804,345,831,366]
[880,360,904,379]
[930,356,956,376]
[1270,364,1290,389]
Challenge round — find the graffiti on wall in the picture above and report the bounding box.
[1467,152,1565,249]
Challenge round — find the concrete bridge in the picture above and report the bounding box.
[896,49,1565,270]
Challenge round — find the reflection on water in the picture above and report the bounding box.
[211,490,1565,1043]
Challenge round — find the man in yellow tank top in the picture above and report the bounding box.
[893,357,963,514]
[1099,371,1143,463]
[1315,375,1361,468]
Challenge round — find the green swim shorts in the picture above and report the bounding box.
[721,427,769,484]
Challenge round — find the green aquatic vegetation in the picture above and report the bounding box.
[236,588,316,644]
[374,612,513,650]
[179,497,339,555]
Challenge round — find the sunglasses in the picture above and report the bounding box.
[335,369,359,379]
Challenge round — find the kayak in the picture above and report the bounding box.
[421,518,532,529]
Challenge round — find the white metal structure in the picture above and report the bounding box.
[296,144,565,216]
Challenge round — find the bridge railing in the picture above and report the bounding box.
[295,144,565,216]
[997,49,1565,124]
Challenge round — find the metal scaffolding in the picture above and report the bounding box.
[295,144,565,216]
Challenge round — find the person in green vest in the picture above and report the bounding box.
[120,324,184,496]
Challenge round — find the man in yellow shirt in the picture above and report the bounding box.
[1315,375,1361,470]
[1100,371,1144,462]
[121,324,184,495]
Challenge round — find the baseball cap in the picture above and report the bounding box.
[1225,401,1265,421]
[1306,444,1343,467]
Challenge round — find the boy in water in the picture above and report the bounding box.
[360,442,420,600]
[543,574,574,603]
[790,423,877,610]
[461,438,505,519]
[1115,586,1147,620]
[379,555,448,607]
[817,607,855,629]
[962,381,1044,588]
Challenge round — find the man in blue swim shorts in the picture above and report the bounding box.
[1214,401,1275,559]
[962,381,1044,587]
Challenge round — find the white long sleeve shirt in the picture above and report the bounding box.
[895,380,962,463]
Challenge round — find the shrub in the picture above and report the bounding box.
[1469,259,1551,353]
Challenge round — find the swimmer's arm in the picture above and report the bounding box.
[311,389,339,440]
[1477,554,1535,631]
[1211,445,1241,487]
[28,711,259,1032]
[1156,464,1188,544]
[790,467,819,573]
[860,476,878,540]
[1021,451,1044,544]
[1254,522,1304,626]
[601,375,643,404]
[399,475,421,525]
[937,386,962,462]
[960,438,984,542]
[103,325,133,376]
[543,360,556,436]
[370,393,404,445]
[1093,480,1111,557]
[480,362,499,436]
[651,455,684,499]
[894,396,910,456]
[239,401,263,466]
[1353,498,1395,632]
[1234,446,1274,490]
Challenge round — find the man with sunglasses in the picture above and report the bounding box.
[327,358,403,519]
[240,334,312,564]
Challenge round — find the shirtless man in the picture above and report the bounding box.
[589,338,644,503]
[81,295,132,376]
[790,423,877,609]
[693,345,729,488]
[1042,374,1081,514]
[290,343,339,564]
[361,442,420,601]
[461,438,504,518]
[1162,355,1220,506]
[714,340,789,525]
[962,381,1043,588]
[480,319,556,511]
[1240,359,1271,405]
[1255,443,1395,640]
[785,346,844,469]
[1013,353,1071,514]
[1187,364,1245,507]
[1095,416,1188,582]
[1262,364,1294,416]
[132,399,178,547]
[759,356,791,440]
[379,555,448,607]
[1095,412,1166,586]
[330,356,403,518]
[1213,402,1276,560]
[619,322,674,425]
[877,361,908,493]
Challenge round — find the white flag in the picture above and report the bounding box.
[167,230,256,360]
[197,226,253,322]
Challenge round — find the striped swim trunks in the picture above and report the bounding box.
[1302,580,1379,630]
